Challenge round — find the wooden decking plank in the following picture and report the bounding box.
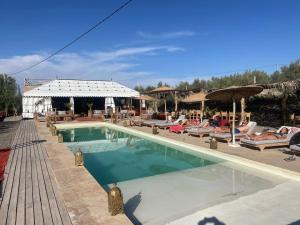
[6,121,26,225]
[40,146,73,225]
[33,125,63,225]
[33,123,72,225]
[0,121,22,223]
[16,121,28,225]
[0,120,20,207]
[35,127,72,225]
[0,120,73,225]
[30,121,45,225]
[32,123,54,225]
[25,126,34,225]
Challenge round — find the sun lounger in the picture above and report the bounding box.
[187,126,215,138]
[155,115,186,129]
[185,119,209,130]
[169,124,186,134]
[240,126,300,151]
[210,121,257,143]
[142,119,166,126]
[290,144,300,153]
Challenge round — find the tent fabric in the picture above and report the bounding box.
[23,79,139,98]
[22,96,52,118]
[22,79,139,118]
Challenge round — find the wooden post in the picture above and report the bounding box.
[241,97,245,121]
[174,91,178,112]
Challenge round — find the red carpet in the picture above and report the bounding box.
[0,148,11,181]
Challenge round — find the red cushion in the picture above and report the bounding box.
[219,119,229,127]
[0,148,11,181]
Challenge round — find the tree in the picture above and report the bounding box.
[0,74,21,115]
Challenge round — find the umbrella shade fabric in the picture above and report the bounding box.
[206,85,263,102]
[134,95,155,101]
[182,92,207,103]
[148,86,176,93]
[206,85,263,146]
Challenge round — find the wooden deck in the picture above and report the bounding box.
[0,120,72,225]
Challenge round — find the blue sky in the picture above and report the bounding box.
[1,0,300,87]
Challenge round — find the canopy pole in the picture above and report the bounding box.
[155,94,158,112]
[232,98,236,145]
[130,97,132,110]
[201,100,205,122]
[70,97,74,114]
[164,94,167,121]
[139,99,142,117]
[174,91,178,112]
[241,97,245,122]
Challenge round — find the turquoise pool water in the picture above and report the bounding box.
[59,127,222,185]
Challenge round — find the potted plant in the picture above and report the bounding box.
[87,103,93,118]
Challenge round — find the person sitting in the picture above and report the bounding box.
[214,120,249,134]
[245,127,289,141]
[211,116,221,127]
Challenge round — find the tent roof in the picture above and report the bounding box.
[23,79,140,98]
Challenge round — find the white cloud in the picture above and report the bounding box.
[0,46,183,88]
[137,30,196,39]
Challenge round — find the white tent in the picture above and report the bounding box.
[23,79,139,118]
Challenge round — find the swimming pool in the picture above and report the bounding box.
[59,126,287,225]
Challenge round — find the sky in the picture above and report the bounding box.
[1,0,300,88]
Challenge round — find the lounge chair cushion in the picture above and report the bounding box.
[210,132,246,139]
[143,119,165,125]
[187,127,215,134]
[210,121,257,139]
[57,111,66,115]
[241,138,289,145]
[290,144,300,152]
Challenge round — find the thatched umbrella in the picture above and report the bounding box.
[258,79,300,123]
[182,92,207,121]
[134,95,155,114]
[149,86,176,119]
[259,79,300,91]
[206,85,263,146]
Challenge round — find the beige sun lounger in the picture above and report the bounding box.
[187,126,215,138]
[209,121,257,143]
[240,126,300,151]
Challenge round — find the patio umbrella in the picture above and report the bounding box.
[134,95,155,114]
[149,86,176,120]
[206,85,263,146]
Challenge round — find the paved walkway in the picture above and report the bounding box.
[0,120,72,225]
